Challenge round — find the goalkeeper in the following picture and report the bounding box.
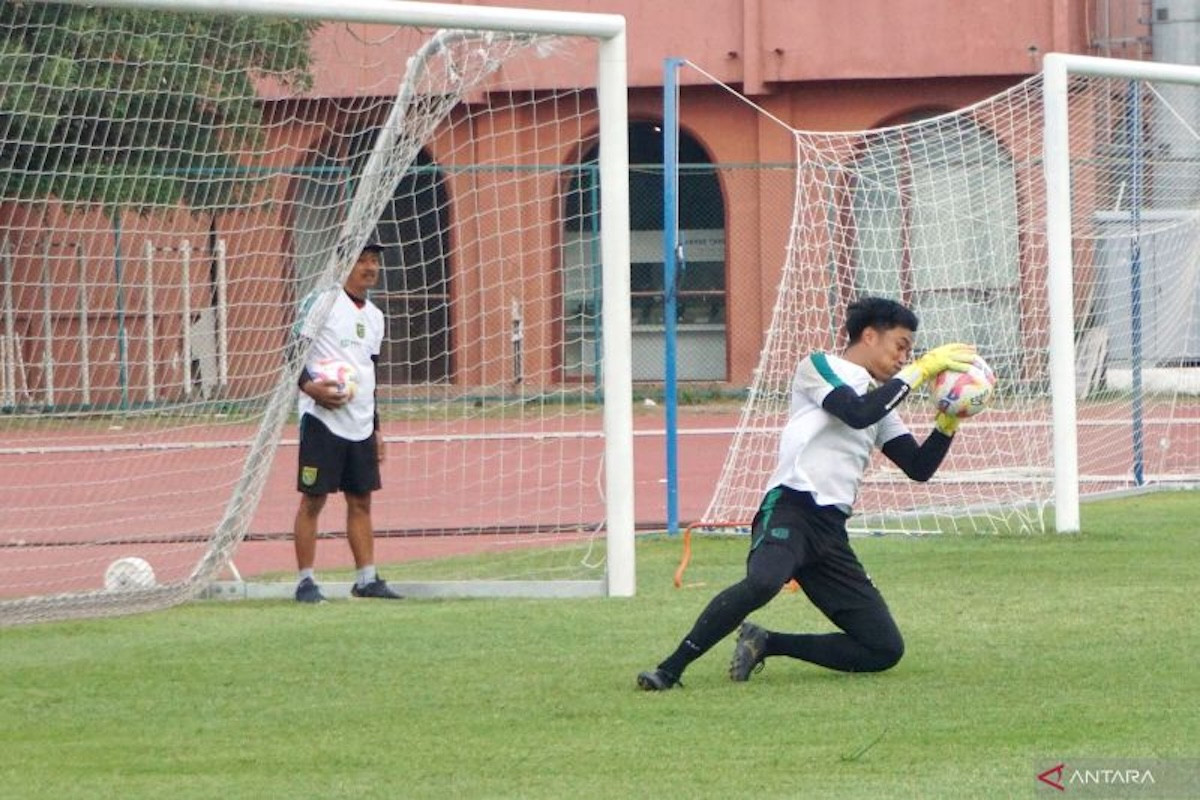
[637,297,974,690]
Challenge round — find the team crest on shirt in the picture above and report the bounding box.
[356,321,365,339]
[301,466,318,486]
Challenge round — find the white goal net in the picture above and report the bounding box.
[694,57,1200,539]
[0,0,632,624]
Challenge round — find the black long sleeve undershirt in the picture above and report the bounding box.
[881,431,953,482]
[820,378,912,430]
[821,378,952,482]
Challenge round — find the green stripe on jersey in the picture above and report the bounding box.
[811,352,844,388]
[752,486,784,549]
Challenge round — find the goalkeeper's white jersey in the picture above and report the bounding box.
[765,352,909,513]
[295,287,384,442]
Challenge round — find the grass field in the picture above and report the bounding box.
[2,493,1197,799]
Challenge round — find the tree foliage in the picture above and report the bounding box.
[0,1,320,211]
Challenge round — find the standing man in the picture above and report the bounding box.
[637,297,975,689]
[292,238,401,603]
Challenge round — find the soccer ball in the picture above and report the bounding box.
[104,556,157,591]
[313,358,357,399]
[932,355,997,418]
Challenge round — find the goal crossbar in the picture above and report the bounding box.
[45,0,626,37]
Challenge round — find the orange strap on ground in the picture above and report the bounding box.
[672,526,693,588]
[674,521,749,588]
[674,522,801,592]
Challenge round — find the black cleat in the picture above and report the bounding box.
[636,668,681,691]
[729,621,769,682]
[294,577,327,604]
[350,577,403,599]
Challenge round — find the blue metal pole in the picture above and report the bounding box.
[1129,82,1145,486]
[663,57,684,535]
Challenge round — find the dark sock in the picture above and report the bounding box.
[659,577,777,677]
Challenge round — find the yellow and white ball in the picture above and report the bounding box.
[932,355,997,418]
[314,358,358,399]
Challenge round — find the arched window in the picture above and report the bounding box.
[374,149,451,385]
[564,122,727,380]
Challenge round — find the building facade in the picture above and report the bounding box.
[0,1,1152,407]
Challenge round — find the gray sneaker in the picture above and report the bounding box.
[729,621,769,681]
[294,577,326,604]
[350,577,402,599]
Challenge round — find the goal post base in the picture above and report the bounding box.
[202,579,607,601]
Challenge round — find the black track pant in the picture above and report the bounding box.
[658,486,904,678]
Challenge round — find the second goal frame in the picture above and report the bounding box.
[661,51,1200,550]
[9,0,643,618]
[1043,52,1200,533]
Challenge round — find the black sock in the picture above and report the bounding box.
[659,577,777,677]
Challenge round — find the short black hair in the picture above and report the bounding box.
[844,296,918,343]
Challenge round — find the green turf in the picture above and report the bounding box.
[2,493,1197,799]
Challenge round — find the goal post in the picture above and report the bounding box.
[1043,53,1200,533]
[0,0,633,625]
[666,54,1200,565]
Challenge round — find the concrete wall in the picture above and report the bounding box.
[300,0,1119,95]
[0,1,1152,400]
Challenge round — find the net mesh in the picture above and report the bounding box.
[699,67,1200,536]
[0,4,615,623]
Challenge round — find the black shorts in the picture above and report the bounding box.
[748,486,891,619]
[296,414,381,496]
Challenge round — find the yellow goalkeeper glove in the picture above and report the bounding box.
[896,342,976,389]
[934,411,960,436]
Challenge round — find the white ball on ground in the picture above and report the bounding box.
[104,557,157,591]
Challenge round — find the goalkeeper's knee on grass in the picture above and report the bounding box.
[862,636,905,672]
